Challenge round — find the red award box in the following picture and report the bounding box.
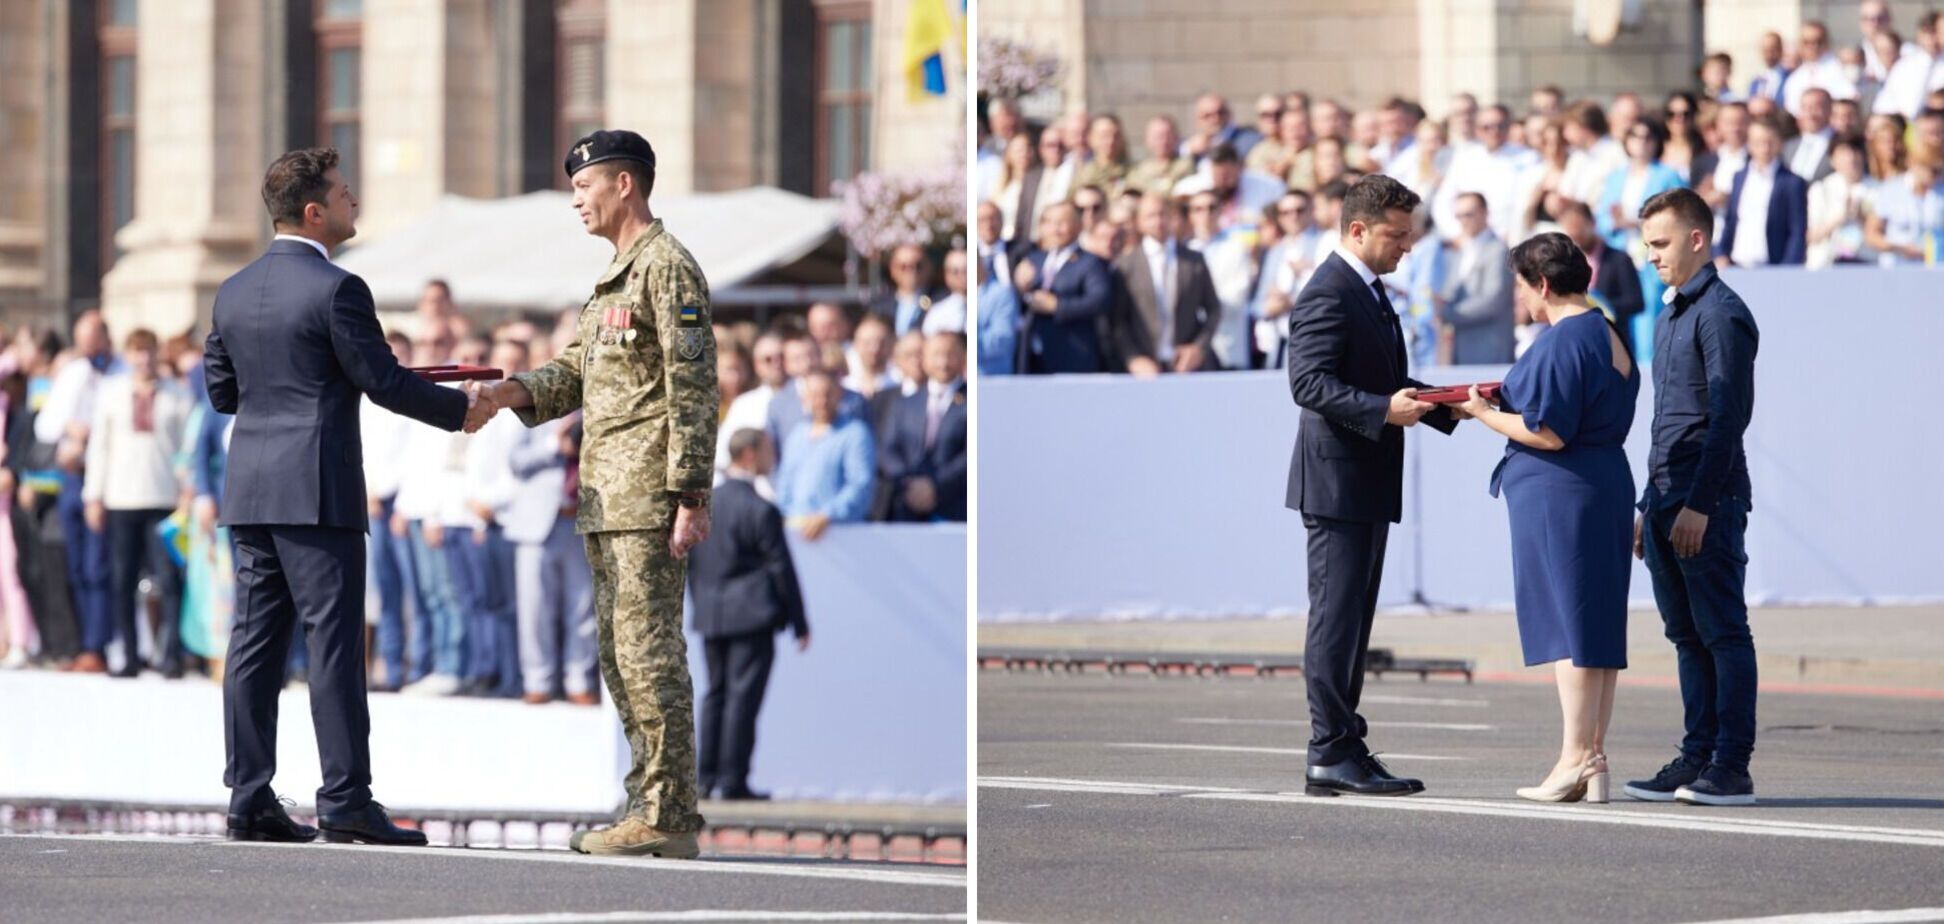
[408,364,504,383]
[1415,382,1503,404]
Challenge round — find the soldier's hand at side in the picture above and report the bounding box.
[1385,388,1435,427]
[670,504,710,560]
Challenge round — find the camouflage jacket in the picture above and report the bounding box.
[513,220,719,533]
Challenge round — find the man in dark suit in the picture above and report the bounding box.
[687,428,809,800]
[878,333,968,522]
[1286,174,1461,798]
[205,147,474,845]
[1780,87,1835,184]
[1560,199,1645,334]
[1719,117,1809,267]
[1114,192,1222,375]
[868,244,949,336]
[1014,202,1113,374]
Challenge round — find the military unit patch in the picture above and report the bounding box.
[677,327,705,360]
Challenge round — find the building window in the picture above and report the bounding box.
[555,0,606,189]
[814,2,872,196]
[100,5,138,271]
[317,0,362,190]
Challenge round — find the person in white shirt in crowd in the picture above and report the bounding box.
[362,330,422,691]
[923,249,969,336]
[1435,193,1517,365]
[1701,52,1738,103]
[1032,128,1075,231]
[1059,108,1093,169]
[1864,140,1944,266]
[1560,101,1621,203]
[1858,0,1921,84]
[1786,20,1861,116]
[1437,104,1538,242]
[452,338,527,700]
[1807,134,1879,267]
[1701,102,1753,223]
[83,328,190,678]
[718,330,787,486]
[1721,116,1811,268]
[1181,187,1258,371]
[41,310,117,674]
[842,314,899,399]
[1785,88,1838,183]
[1606,92,1643,153]
[1252,190,1326,367]
[1350,110,1385,168]
[1747,31,1793,105]
[391,369,468,697]
[1832,97,1866,138]
[1874,12,1941,119]
[1172,143,1284,232]
[1371,97,1423,172]
[979,97,1023,201]
[1391,117,1453,203]
[501,397,596,706]
[1446,92,1481,145]
[1516,118,1574,244]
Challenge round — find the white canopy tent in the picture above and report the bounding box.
[336,186,842,311]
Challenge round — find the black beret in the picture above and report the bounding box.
[564,129,657,179]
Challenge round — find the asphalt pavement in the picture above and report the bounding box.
[978,667,1944,924]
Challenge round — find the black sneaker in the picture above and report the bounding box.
[1622,754,1706,802]
[1676,764,1756,806]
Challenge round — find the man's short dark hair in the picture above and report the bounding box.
[605,160,655,200]
[1510,232,1592,297]
[1639,187,1714,241]
[1316,178,1352,204]
[425,278,451,296]
[1557,198,1595,222]
[728,428,768,461]
[262,147,339,228]
[1339,174,1421,234]
[1208,142,1241,165]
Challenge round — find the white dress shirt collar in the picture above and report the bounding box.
[273,233,330,260]
[1332,244,1380,287]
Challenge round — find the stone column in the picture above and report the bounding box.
[358,0,503,241]
[0,0,47,308]
[98,0,268,338]
[605,0,700,195]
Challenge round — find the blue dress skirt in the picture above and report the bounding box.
[1489,311,1640,668]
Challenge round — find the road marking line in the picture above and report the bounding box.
[1671,909,1944,924]
[1362,695,1491,708]
[0,834,963,889]
[1175,718,1496,731]
[1107,743,1470,761]
[326,914,966,924]
[975,777,1944,849]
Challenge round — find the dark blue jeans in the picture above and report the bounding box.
[448,525,518,693]
[368,498,416,686]
[56,474,111,654]
[1642,492,1757,773]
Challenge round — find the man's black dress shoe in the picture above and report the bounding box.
[1305,755,1425,797]
[227,799,318,842]
[317,801,428,846]
[718,786,771,801]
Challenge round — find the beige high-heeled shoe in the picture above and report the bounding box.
[1517,755,1609,804]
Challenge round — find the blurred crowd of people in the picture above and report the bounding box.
[0,271,968,698]
[977,4,1944,375]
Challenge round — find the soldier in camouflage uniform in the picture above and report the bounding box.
[477,130,718,859]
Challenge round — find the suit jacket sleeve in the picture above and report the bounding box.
[329,275,468,432]
[1781,175,1809,265]
[1111,254,1156,365]
[1443,242,1511,329]
[1719,170,1745,258]
[1187,256,1223,355]
[1285,285,1389,440]
[203,328,237,415]
[758,500,809,639]
[831,426,876,522]
[1609,254,1645,325]
[933,410,967,503]
[876,399,919,486]
[1053,256,1113,323]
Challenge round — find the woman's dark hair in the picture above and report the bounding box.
[1630,116,1669,161]
[1509,232,1591,297]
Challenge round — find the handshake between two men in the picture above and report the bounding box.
[460,378,525,434]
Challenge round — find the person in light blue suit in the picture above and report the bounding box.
[1596,117,1687,361]
[977,246,1019,377]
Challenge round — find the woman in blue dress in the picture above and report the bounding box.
[1457,232,1639,804]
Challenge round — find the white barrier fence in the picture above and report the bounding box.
[0,524,966,811]
[977,267,1944,620]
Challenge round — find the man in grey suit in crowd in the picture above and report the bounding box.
[1437,192,1516,365]
[1113,192,1223,375]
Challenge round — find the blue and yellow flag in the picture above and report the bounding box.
[903,0,954,101]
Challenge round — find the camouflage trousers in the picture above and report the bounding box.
[584,528,704,833]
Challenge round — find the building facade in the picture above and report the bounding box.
[0,0,961,337]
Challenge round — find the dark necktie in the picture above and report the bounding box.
[1371,279,1406,374]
